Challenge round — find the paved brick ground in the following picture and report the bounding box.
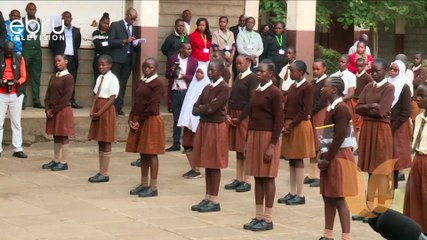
[0,142,395,240]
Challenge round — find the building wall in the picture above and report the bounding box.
[377,26,395,62]
[377,22,427,63]
[404,23,427,58]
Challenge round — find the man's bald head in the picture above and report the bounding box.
[4,42,15,57]
[125,8,138,25]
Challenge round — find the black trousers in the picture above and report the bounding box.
[65,55,78,102]
[111,54,133,111]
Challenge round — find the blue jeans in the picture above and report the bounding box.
[171,90,187,146]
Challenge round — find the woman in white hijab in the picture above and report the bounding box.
[177,65,210,178]
[388,60,412,189]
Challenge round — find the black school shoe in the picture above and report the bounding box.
[138,188,158,198]
[285,195,305,205]
[191,199,209,211]
[130,185,149,195]
[304,176,315,184]
[42,160,58,169]
[88,173,109,183]
[235,182,251,192]
[51,162,68,171]
[243,218,260,230]
[13,151,28,158]
[319,237,334,240]
[251,220,273,231]
[224,179,242,190]
[197,201,220,213]
[33,102,44,109]
[130,159,141,167]
[277,193,295,204]
[309,179,321,187]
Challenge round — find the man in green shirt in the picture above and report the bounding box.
[22,2,43,109]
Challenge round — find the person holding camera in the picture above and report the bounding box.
[164,43,198,152]
[0,41,27,158]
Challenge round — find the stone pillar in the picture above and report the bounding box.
[132,0,159,90]
[286,0,316,77]
[395,18,406,55]
[245,0,260,30]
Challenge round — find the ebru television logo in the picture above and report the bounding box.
[9,18,66,41]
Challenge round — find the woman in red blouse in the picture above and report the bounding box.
[348,41,373,74]
[189,17,212,64]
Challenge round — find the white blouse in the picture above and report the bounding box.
[93,71,120,99]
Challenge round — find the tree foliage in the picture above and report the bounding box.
[260,0,427,29]
[336,0,427,30]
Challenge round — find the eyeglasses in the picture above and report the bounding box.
[390,68,399,72]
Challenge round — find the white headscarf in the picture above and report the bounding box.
[388,60,407,108]
[177,65,210,132]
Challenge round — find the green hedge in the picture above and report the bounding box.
[314,44,341,75]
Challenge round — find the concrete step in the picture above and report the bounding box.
[2,106,173,146]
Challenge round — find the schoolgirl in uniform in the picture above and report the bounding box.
[331,55,356,122]
[87,55,119,183]
[306,58,328,187]
[410,53,427,120]
[353,59,395,220]
[278,60,316,205]
[243,61,283,231]
[318,76,357,240]
[126,58,165,198]
[191,60,230,212]
[278,46,296,95]
[42,55,74,171]
[388,60,412,188]
[225,55,258,192]
[353,58,373,144]
[177,65,210,179]
[212,50,231,84]
[404,81,427,235]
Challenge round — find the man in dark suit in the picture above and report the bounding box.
[49,11,82,108]
[165,43,198,152]
[229,14,246,79]
[109,8,138,116]
[229,14,247,41]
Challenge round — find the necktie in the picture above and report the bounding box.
[96,76,105,96]
[414,118,427,151]
[239,73,242,80]
[284,68,289,80]
[127,24,131,52]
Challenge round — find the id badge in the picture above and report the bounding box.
[278,49,285,55]
[101,41,109,47]
[247,44,253,50]
[224,45,231,51]
[203,48,210,53]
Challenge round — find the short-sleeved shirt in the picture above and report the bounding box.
[331,69,356,95]
[93,70,120,99]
